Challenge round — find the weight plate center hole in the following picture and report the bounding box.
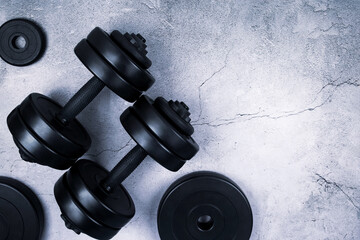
[10,34,27,51]
[197,215,214,232]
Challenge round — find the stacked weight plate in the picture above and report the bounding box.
[121,96,199,171]
[7,93,91,169]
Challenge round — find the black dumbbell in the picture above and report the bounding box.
[7,27,155,170]
[54,95,199,240]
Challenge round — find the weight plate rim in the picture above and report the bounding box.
[0,18,45,66]
[0,176,44,240]
[158,171,253,240]
[87,27,154,91]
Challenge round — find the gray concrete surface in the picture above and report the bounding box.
[0,0,359,239]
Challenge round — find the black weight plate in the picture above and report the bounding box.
[158,172,253,240]
[133,96,199,160]
[75,39,141,102]
[13,137,38,164]
[121,108,185,171]
[154,97,194,136]
[19,93,91,159]
[66,160,135,229]
[7,107,75,169]
[54,173,120,240]
[0,19,45,66]
[87,28,154,91]
[111,31,152,69]
[0,176,44,240]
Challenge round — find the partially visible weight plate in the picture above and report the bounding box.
[0,176,44,240]
[158,172,253,240]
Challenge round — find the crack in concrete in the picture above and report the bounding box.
[194,95,332,127]
[88,139,132,157]
[194,72,359,128]
[315,173,360,212]
[141,1,174,29]
[303,1,331,13]
[318,78,359,94]
[9,159,22,173]
[193,112,260,127]
[308,22,351,38]
[195,50,231,122]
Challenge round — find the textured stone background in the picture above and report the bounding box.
[0,0,359,239]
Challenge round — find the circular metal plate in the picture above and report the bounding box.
[0,177,44,240]
[54,173,119,240]
[158,172,253,240]
[7,107,75,169]
[0,19,45,66]
[19,93,91,158]
[120,108,185,171]
[87,27,154,91]
[65,160,135,229]
[74,39,141,102]
[132,96,199,160]
[7,93,91,170]
[154,97,194,136]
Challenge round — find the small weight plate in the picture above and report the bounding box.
[158,172,253,240]
[19,93,91,159]
[75,39,141,102]
[54,174,119,240]
[0,19,45,66]
[133,96,199,160]
[121,108,185,171]
[7,107,75,169]
[111,30,152,69]
[87,28,154,91]
[66,160,135,229]
[0,176,44,240]
[154,97,194,136]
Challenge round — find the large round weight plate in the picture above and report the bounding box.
[54,173,119,240]
[66,160,135,229]
[0,177,44,240]
[120,108,185,171]
[133,96,198,160]
[7,107,75,169]
[19,93,91,159]
[0,19,45,66]
[75,39,141,102]
[158,172,253,240]
[87,28,154,91]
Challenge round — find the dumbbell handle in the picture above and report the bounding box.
[102,145,147,192]
[57,76,105,124]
